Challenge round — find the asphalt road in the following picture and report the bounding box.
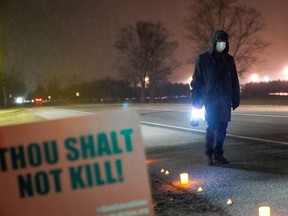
[31,103,288,216]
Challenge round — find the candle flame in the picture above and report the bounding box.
[227,199,233,205]
[197,187,203,192]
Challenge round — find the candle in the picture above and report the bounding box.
[197,187,203,192]
[259,206,270,216]
[180,173,189,184]
[227,199,233,205]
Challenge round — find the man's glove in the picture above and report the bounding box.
[232,104,239,110]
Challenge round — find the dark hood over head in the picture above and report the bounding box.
[210,30,229,54]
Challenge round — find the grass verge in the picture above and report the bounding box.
[0,109,39,126]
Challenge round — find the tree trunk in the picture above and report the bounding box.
[141,81,145,103]
[2,85,6,106]
[149,82,154,103]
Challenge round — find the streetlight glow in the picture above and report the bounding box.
[250,73,259,83]
[145,76,149,83]
[263,76,270,82]
[284,66,288,80]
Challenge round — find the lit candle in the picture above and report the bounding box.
[259,206,270,216]
[180,173,189,184]
[227,199,233,205]
[197,187,203,192]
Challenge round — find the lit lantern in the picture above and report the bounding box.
[259,206,270,216]
[180,173,189,184]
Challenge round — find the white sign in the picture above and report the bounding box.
[0,109,153,216]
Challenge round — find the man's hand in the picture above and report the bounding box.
[232,104,239,110]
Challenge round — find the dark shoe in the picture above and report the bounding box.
[207,155,214,165]
[214,155,229,164]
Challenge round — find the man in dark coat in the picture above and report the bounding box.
[190,30,240,165]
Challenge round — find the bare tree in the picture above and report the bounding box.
[114,20,178,102]
[184,0,269,77]
[46,75,62,101]
[0,22,7,106]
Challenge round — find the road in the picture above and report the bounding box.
[31,103,288,216]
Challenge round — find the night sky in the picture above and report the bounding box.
[1,0,288,91]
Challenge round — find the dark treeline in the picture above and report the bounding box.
[242,80,288,98]
[2,78,288,106]
[28,76,191,104]
[28,78,288,104]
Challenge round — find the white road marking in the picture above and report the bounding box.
[33,107,288,145]
[233,113,288,118]
[140,121,288,146]
[33,108,92,119]
[138,107,288,118]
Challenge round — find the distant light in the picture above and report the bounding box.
[35,98,43,105]
[250,73,259,82]
[284,66,288,80]
[15,97,24,104]
[269,92,288,96]
[263,76,270,82]
[122,102,129,108]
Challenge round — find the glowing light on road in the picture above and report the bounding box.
[227,199,233,205]
[259,206,271,216]
[197,187,203,192]
[180,173,189,185]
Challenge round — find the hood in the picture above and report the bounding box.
[210,30,229,54]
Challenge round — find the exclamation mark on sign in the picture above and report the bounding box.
[115,159,124,182]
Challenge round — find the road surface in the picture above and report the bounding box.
[31,103,288,216]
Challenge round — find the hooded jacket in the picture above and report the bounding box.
[190,30,240,122]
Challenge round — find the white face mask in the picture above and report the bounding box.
[216,42,226,52]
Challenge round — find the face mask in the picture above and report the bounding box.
[216,42,226,52]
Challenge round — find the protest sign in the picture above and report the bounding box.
[0,108,153,216]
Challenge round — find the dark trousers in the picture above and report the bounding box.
[205,121,228,157]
